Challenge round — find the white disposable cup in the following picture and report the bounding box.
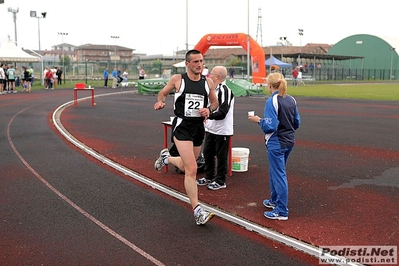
[248,111,255,116]
[89,85,91,89]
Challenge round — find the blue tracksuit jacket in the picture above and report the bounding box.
[259,91,300,150]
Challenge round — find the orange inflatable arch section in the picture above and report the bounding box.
[194,33,266,84]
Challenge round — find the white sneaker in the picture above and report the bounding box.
[196,177,212,186]
[154,148,170,171]
[207,181,226,190]
[194,207,214,225]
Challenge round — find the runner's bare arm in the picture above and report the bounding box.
[199,77,218,118]
[154,74,180,110]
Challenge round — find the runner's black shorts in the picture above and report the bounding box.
[172,118,205,147]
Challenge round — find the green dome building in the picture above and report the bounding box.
[327,34,398,79]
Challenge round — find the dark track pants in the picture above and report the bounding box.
[203,132,230,184]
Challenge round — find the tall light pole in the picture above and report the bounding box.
[110,36,119,68]
[390,47,396,81]
[298,29,304,66]
[247,0,250,82]
[7,7,19,46]
[185,0,188,53]
[58,32,68,84]
[30,11,46,50]
[85,59,88,84]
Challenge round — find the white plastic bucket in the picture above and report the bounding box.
[232,147,250,172]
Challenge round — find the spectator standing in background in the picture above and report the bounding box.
[111,67,118,88]
[51,66,57,88]
[28,66,35,85]
[248,72,300,221]
[103,67,109,87]
[228,65,235,82]
[15,66,21,87]
[43,67,49,89]
[45,67,54,90]
[7,65,17,93]
[297,68,305,86]
[56,67,63,85]
[201,65,209,77]
[196,66,235,190]
[139,66,146,80]
[0,63,5,94]
[291,67,298,87]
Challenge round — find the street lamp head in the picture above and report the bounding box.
[8,7,19,13]
[10,7,15,13]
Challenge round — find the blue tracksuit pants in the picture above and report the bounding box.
[267,147,293,216]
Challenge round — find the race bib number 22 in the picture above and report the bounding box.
[184,93,204,117]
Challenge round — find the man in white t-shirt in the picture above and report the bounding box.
[0,63,5,94]
[51,66,57,88]
[297,69,305,86]
[201,65,209,77]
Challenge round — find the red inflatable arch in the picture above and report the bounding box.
[194,33,266,84]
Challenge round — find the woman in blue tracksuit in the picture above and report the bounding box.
[248,72,300,220]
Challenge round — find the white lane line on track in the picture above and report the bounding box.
[53,92,357,266]
[7,106,165,266]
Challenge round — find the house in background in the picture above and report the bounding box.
[75,44,134,64]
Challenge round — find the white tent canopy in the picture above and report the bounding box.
[173,60,186,68]
[0,37,40,63]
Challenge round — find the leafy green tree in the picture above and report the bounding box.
[227,56,241,67]
[59,55,71,71]
[152,59,163,76]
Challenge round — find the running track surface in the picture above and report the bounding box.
[61,88,399,248]
[2,87,399,262]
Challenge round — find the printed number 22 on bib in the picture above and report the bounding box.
[184,94,204,117]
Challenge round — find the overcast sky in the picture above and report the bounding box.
[1,0,397,55]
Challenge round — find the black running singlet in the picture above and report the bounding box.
[174,73,210,121]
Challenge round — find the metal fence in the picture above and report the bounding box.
[302,67,398,81]
[24,60,399,83]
